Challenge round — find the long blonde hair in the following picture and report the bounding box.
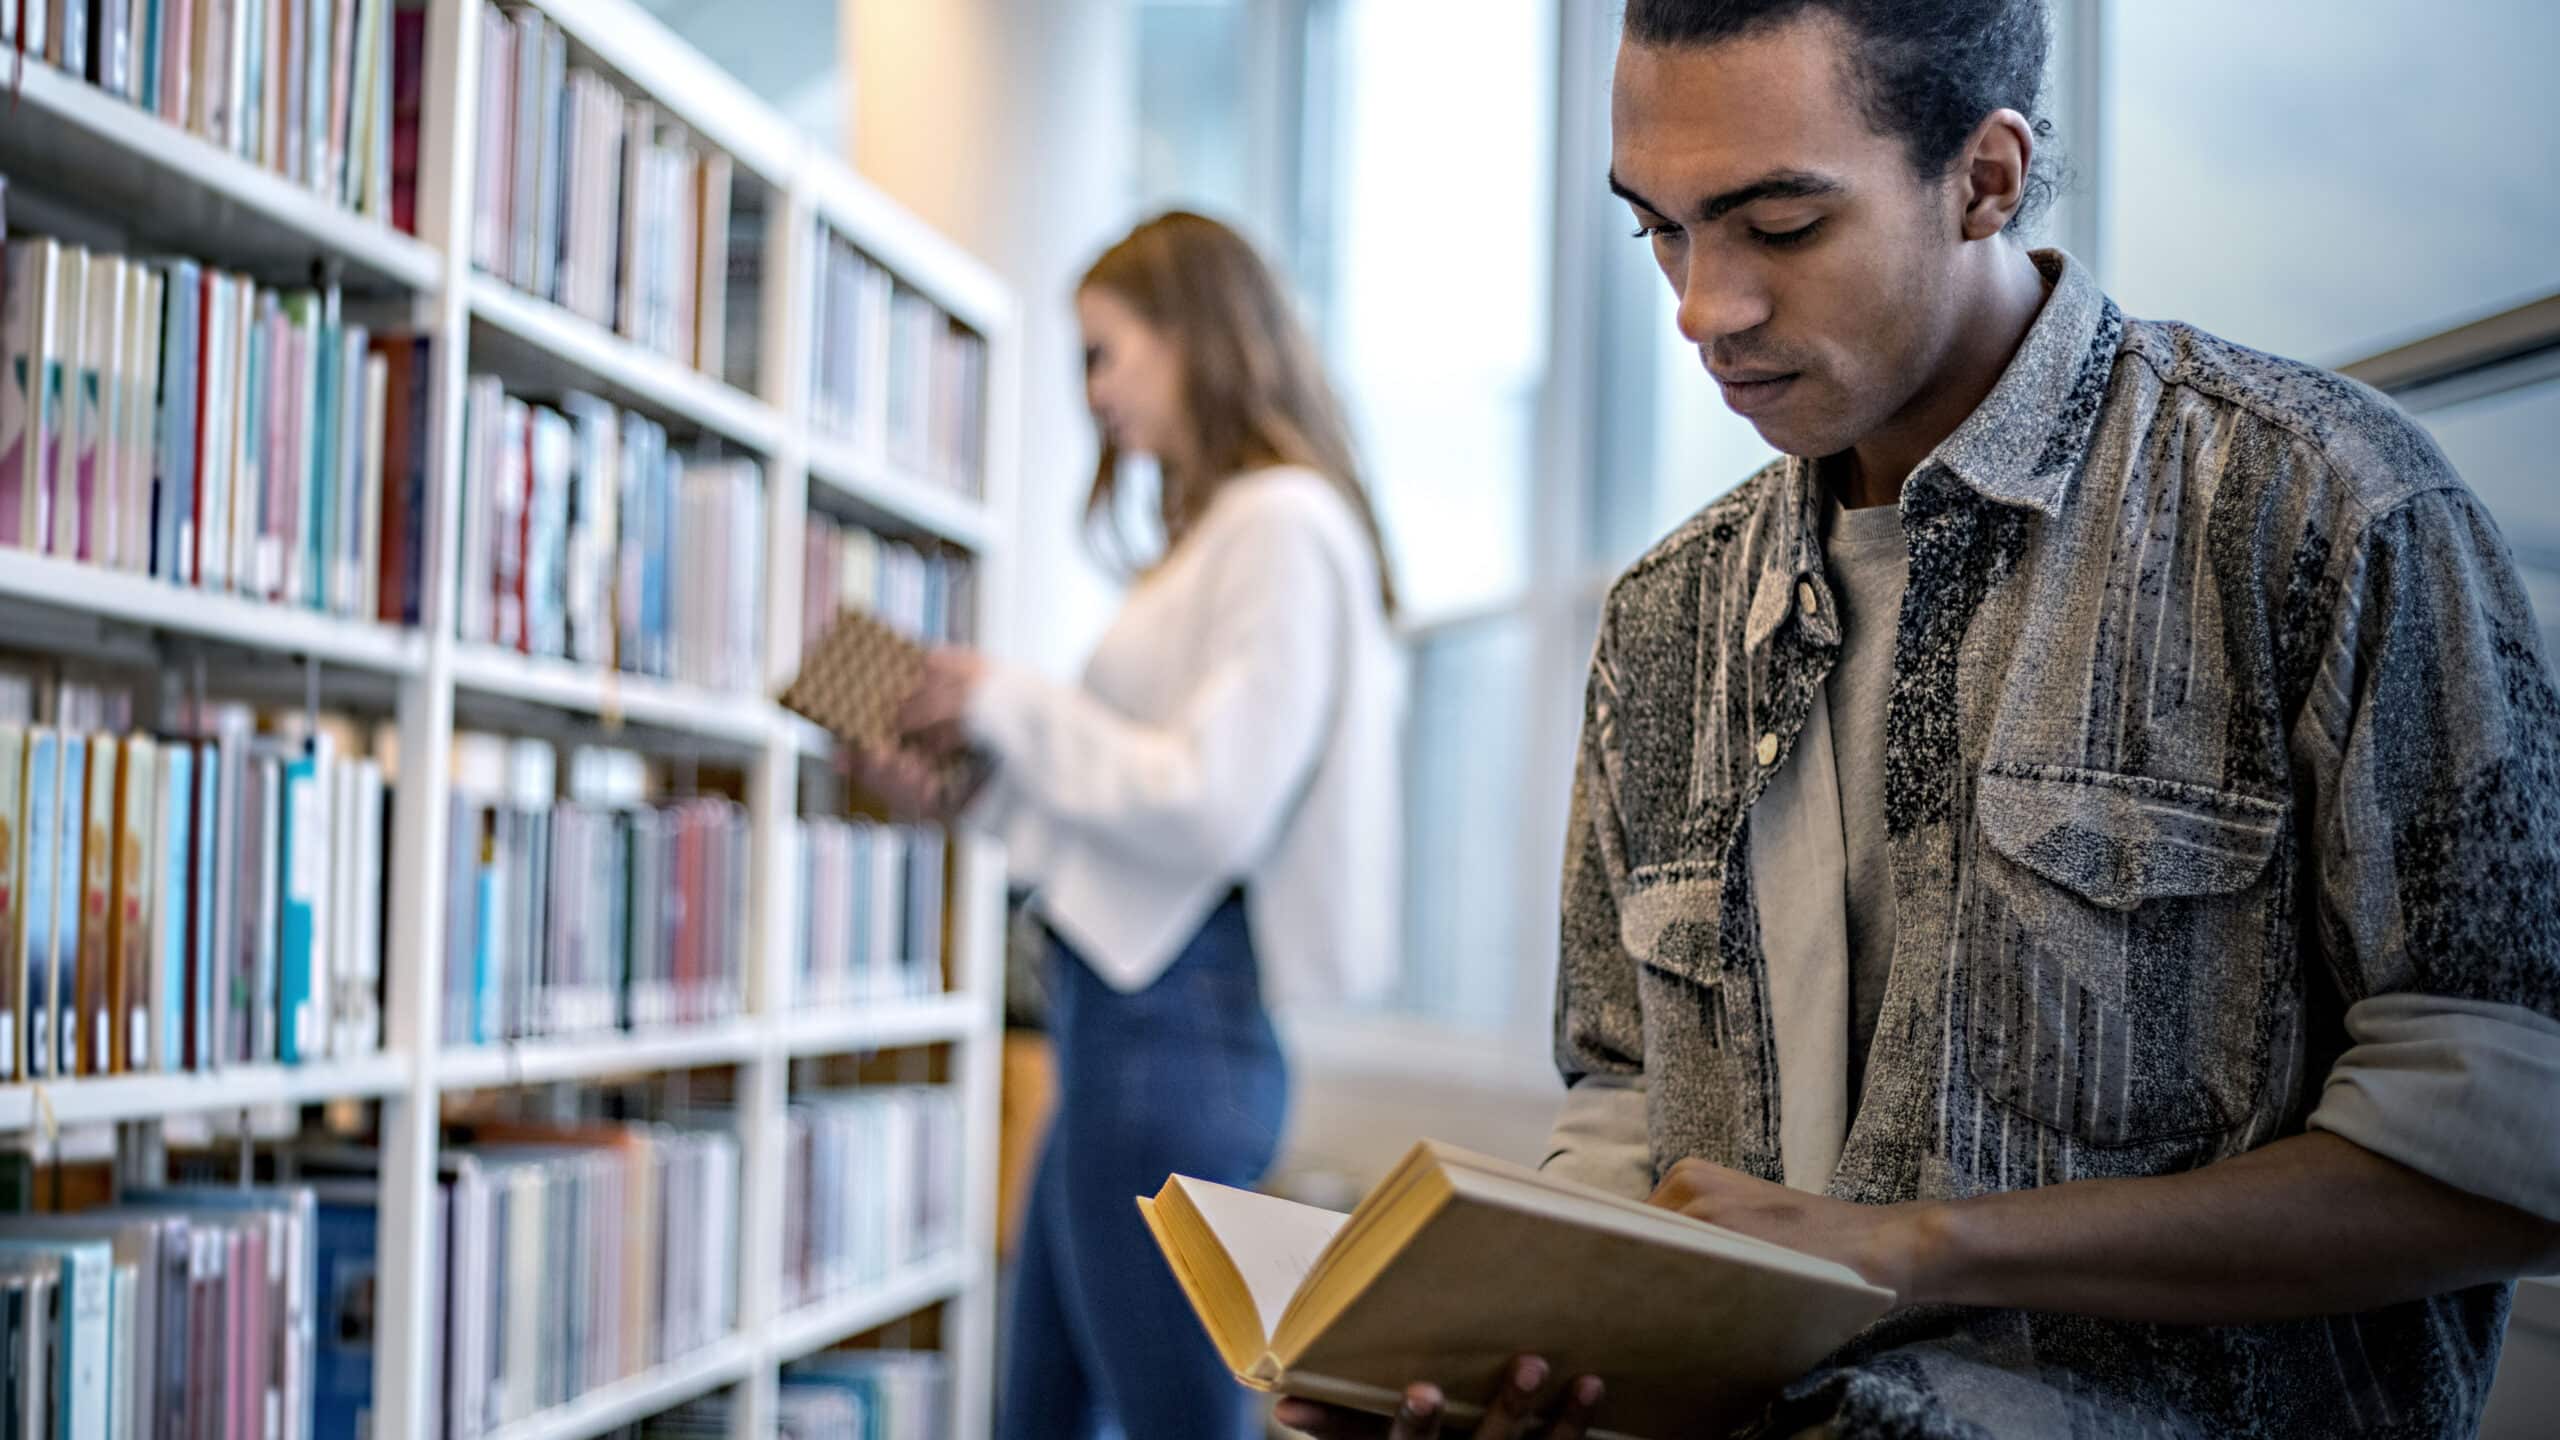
[1079,212,1399,615]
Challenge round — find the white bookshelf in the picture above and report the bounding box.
[0,0,1021,1435]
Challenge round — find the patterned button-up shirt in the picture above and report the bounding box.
[1554,250,2560,1437]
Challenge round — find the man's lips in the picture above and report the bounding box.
[1713,370,1800,415]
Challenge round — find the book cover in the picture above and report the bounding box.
[0,728,21,1082]
[152,743,192,1073]
[109,735,154,1073]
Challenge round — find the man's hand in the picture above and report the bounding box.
[1272,1357,1605,1439]
[1648,1158,1938,1302]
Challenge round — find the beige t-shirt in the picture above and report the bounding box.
[1822,499,1909,1109]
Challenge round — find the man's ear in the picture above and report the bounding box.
[1958,108,2036,241]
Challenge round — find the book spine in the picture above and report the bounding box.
[356,347,385,622]
[47,248,86,561]
[0,243,50,551]
[155,745,192,1073]
[0,728,22,1083]
[109,736,153,1073]
[188,738,218,1070]
[208,718,245,1064]
[21,734,57,1079]
[65,1243,111,1440]
[83,256,126,567]
[277,740,325,1064]
[248,751,283,1063]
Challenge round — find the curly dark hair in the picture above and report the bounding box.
[1623,0,2061,233]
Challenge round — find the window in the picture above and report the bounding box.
[1310,0,1557,618]
[1135,0,1255,222]
[1128,0,1569,1044]
[2407,369,2560,663]
[2100,0,2560,365]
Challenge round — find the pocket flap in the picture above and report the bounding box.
[1978,762,2285,911]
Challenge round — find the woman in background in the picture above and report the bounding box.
[859,211,1405,1439]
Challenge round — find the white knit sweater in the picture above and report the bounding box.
[961,467,1406,1003]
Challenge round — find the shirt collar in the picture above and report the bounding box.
[1746,248,2120,653]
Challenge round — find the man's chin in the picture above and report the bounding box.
[1747,417,1843,460]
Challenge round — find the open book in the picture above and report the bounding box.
[1139,1141,1894,1440]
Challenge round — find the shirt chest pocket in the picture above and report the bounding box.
[1960,762,2290,1149]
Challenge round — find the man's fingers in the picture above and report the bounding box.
[1547,1375,1606,1440]
[1270,1392,1421,1439]
[1476,1357,1548,1440]
[1389,1384,1447,1439]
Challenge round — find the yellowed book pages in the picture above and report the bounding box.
[1142,1140,1894,1440]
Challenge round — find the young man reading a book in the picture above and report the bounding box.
[1279,1,2560,1437]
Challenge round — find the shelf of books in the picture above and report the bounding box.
[0,45,441,295]
[0,0,1017,1433]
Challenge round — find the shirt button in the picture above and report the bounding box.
[1796,580,1820,618]
[1756,732,1780,767]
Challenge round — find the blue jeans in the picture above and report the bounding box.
[999,892,1290,1440]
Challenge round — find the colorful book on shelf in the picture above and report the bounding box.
[76,735,117,1076]
[0,729,18,1083]
[11,731,54,1079]
[54,734,88,1079]
[0,1235,112,1440]
[188,733,219,1070]
[154,742,193,1073]
[109,735,154,1073]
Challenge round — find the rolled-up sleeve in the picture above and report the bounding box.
[2296,482,2560,1219]
[2310,995,2560,1222]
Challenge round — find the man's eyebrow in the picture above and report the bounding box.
[1606,168,1844,223]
